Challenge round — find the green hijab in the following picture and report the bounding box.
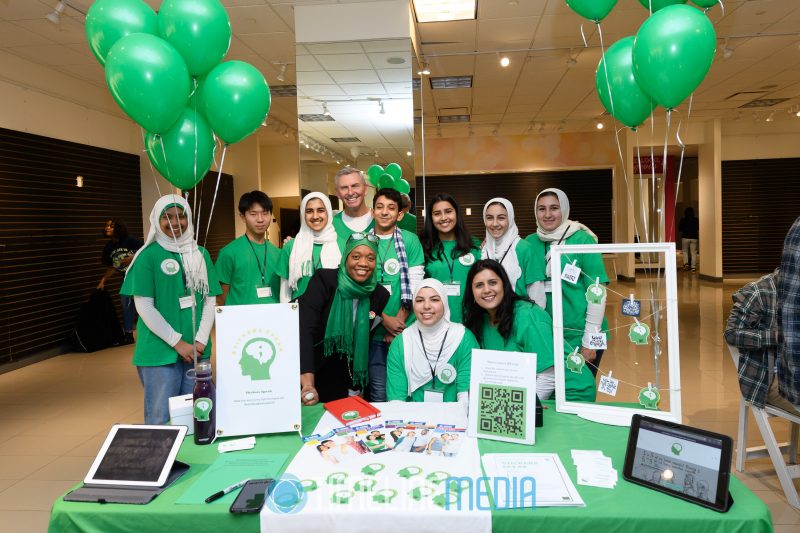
[323,235,378,388]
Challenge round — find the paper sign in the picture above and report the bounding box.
[588,331,608,350]
[621,298,641,316]
[598,373,619,397]
[561,262,581,285]
[215,303,301,437]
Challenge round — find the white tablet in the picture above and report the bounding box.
[84,424,188,487]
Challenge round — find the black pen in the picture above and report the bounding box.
[204,478,250,503]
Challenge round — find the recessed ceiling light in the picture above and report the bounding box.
[386,56,406,65]
[438,114,470,123]
[277,64,287,82]
[595,120,604,130]
[430,75,472,89]
[413,0,477,23]
[765,112,775,122]
[499,56,510,68]
[406,151,412,156]
[417,62,431,76]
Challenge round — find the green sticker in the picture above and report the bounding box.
[342,410,360,420]
[629,322,650,345]
[437,364,456,385]
[331,490,354,505]
[354,478,377,492]
[638,385,661,410]
[373,489,397,504]
[240,337,277,381]
[477,384,527,439]
[446,478,471,494]
[425,471,450,485]
[586,283,606,304]
[326,472,348,485]
[300,479,318,492]
[433,492,459,508]
[361,463,385,476]
[671,443,683,456]
[409,485,435,501]
[566,349,586,374]
[193,398,212,421]
[398,466,422,479]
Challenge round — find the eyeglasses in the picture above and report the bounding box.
[348,232,379,244]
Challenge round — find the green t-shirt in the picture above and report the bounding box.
[277,239,323,301]
[120,242,221,367]
[372,229,425,339]
[386,329,478,402]
[479,300,554,373]
[332,211,375,252]
[215,235,282,305]
[397,212,417,234]
[512,238,546,297]
[424,239,480,323]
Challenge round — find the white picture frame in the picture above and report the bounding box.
[551,242,681,426]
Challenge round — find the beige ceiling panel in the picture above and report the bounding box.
[306,42,364,54]
[476,17,539,49]
[0,0,52,21]
[228,5,292,35]
[384,82,413,94]
[317,53,372,70]
[596,7,648,40]
[426,55,475,77]
[368,51,412,69]
[296,54,323,71]
[472,96,511,114]
[479,0,547,19]
[418,19,477,50]
[471,113,505,123]
[362,39,412,53]
[0,21,54,48]
[297,70,336,84]
[238,33,296,61]
[298,84,346,97]
[729,35,799,62]
[505,104,544,114]
[13,16,85,45]
[52,64,105,87]
[718,0,797,28]
[378,68,411,83]
[264,3,296,31]
[329,70,381,84]
[10,43,88,66]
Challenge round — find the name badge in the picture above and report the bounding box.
[444,282,461,297]
[381,284,393,295]
[588,331,608,350]
[179,295,193,309]
[256,286,272,299]
[561,262,581,285]
[423,388,444,403]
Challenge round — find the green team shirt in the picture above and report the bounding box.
[386,330,478,402]
[372,229,424,339]
[120,243,221,367]
[332,211,375,252]
[215,235,282,305]
[277,239,324,301]
[424,239,480,323]
[397,212,417,234]
[479,300,554,373]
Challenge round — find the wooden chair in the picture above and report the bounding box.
[727,343,800,508]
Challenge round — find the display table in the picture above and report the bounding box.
[48,403,773,533]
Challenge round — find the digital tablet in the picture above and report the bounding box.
[84,424,188,487]
[623,414,733,512]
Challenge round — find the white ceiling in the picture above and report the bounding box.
[1,0,799,151]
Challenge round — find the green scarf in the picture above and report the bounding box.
[323,237,378,388]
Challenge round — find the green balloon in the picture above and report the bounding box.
[384,162,402,181]
[376,174,395,190]
[691,0,719,7]
[85,0,158,66]
[367,164,384,186]
[596,37,656,129]
[396,179,411,195]
[202,61,271,144]
[632,5,716,110]
[565,0,618,22]
[638,0,687,11]
[158,0,232,77]
[145,108,216,190]
[105,34,190,133]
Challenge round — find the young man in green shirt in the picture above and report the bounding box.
[368,188,425,401]
[331,167,374,250]
[121,195,221,424]
[216,191,282,305]
[397,192,418,234]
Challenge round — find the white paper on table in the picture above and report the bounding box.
[262,402,491,533]
[481,453,585,508]
[215,303,301,438]
[467,349,537,445]
[571,449,618,488]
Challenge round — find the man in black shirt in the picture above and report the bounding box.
[678,207,699,272]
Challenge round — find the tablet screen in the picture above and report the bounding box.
[624,416,731,511]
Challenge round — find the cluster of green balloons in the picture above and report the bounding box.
[86,0,272,190]
[588,4,716,128]
[366,163,411,195]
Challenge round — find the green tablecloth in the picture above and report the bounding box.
[48,403,772,533]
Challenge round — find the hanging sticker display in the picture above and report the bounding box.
[588,330,608,350]
[566,348,586,374]
[621,296,641,316]
[629,321,650,345]
[585,279,606,304]
[638,384,661,410]
[561,260,582,285]
[597,371,619,397]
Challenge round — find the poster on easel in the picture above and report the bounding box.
[215,303,301,438]
[467,349,537,445]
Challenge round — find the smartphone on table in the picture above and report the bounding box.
[229,478,274,514]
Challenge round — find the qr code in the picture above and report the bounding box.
[477,384,526,439]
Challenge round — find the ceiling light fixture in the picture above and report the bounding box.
[765,111,775,122]
[795,108,800,117]
[277,64,287,82]
[412,0,477,23]
[595,120,604,130]
[322,102,331,116]
[499,55,510,68]
[379,100,386,115]
[46,1,65,25]
[721,39,734,60]
[406,151,412,156]
[417,61,431,76]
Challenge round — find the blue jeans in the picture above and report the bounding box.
[120,294,137,333]
[137,361,194,424]
[368,340,389,402]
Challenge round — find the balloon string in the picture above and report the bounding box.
[140,128,163,198]
[580,23,588,48]
[157,135,172,190]
[204,144,228,250]
[672,93,693,230]
[634,130,656,277]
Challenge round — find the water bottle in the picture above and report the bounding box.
[193,361,216,445]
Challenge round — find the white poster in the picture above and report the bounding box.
[467,349,537,445]
[215,303,301,438]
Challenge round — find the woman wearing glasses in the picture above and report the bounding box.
[298,233,390,404]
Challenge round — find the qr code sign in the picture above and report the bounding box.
[477,384,526,439]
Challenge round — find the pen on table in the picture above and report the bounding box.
[204,478,250,503]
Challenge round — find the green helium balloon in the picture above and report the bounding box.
[85,0,158,66]
[565,0,618,22]
[632,5,716,110]
[396,179,411,195]
[384,162,402,181]
[145,108,216,190]
[596,37,656,129]
[376,173,396,190]
[691,0,719,7]
[638,0,687,11]
[202,61,271,144]
[158,0,232,77]
[105,34,190,133]
[367,164,384,186]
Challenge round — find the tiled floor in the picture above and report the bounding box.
[1,272,799,532]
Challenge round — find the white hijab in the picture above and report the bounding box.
[402,279,466,396]
[481,197,522,289]
[288,192,341,290]
[126,194,209,295]
[534,188,597,277]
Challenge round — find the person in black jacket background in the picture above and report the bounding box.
[678,207,699,272]
[299,233,390,404]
